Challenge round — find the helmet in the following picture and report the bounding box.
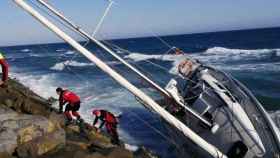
[92,109,101,116]
[56,87,63,93]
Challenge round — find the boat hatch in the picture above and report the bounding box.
[192,94,211,116]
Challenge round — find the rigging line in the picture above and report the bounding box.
[99,37,221,94]
[29,0,88,41]
[100,39,228,96]
[101,39,169,86]
[34,42,92,91]
[91,0,114,37]
[126,108,182,150]
[36,0,227,98]
[83,1,113,48]
[150,31,174,49]
[96,36,170,88]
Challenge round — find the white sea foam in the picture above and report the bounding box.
[203,47,280,61]
[215,62,280,72]
[10,72,57,98]
[124,47,280,74]
[205,47,280,55]
[50,60,95,71]
[124,144,139,151]
[65,50,75,55]
[28,53,41,57]
[125,53,183,62]
[20,49,31,52]
[51,60,121,71]
[55,49,67,52]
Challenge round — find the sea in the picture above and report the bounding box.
[1,27,280,158]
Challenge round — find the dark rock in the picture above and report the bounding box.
[0,79,159,158]
[16,129,65,158]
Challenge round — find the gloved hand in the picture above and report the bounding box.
[59,106,63,114]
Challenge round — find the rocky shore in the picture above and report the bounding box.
[0,79,158,158]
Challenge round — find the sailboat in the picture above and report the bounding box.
[12,0,280,157]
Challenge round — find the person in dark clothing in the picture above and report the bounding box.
[56,87,81,123]
[0,53,9,86]
[92,109,120,145]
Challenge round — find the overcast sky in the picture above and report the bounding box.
[0,0,280,46]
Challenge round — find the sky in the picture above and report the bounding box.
[0,0,280,46]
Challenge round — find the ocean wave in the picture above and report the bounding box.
[124,53,184,62]
[124,53,188,75]
[10,72,57,98]
[124,48,280,75]
[203,47,280,60]
[20,49,31,52]
[55,49,67,52]
[65,50,75,55]
[215,62,280,72]
[50,60,121,71]
[50,60,95,71]
[205,47,279,55]
[28,53,41,57]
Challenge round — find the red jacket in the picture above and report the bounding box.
[59,90,80,105]
[93,110,117,128]
[0,59,8,82]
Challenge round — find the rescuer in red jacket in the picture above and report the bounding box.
[92,109,120,145]
[56,87,81,123]
[0,53,9,86]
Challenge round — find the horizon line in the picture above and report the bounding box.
[1,25,280,48]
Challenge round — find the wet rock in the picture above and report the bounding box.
[48,112,65,130]
[16,129,65,158]
[0,79,159,158]
[0,152,14,158]
[107,147,133,158]
[0,107,65,156]
[133,147,159,158]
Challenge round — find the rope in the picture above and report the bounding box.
[91,0,114,37]
[149,31,174,49]
[126,108,182,150]
[28,0,88,41]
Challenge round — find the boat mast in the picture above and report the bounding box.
[35,0,214,128]
[36,0,170,98]
[12,0,227,157]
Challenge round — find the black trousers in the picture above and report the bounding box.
[65,101,80,112]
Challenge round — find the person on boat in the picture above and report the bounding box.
[0,52,9,87]
[92,109,120,145]
[174,48,184,55]
[56,87,81,124]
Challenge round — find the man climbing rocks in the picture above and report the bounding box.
[56,87,81,124]
[92,109,120,145]
[0,52,9,87]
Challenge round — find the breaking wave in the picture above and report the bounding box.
[215,62,280,72]
[124,53,187,75]
[201,47,280,62]
[65,50,75,55]
[124,47,280,74]
[10,72,58,98]
[50,60,121,71]
[124,53,183,62]
[55,49,67,52]
[50,60,95,71]
[205,47,280,56]
[20,49,31,52]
